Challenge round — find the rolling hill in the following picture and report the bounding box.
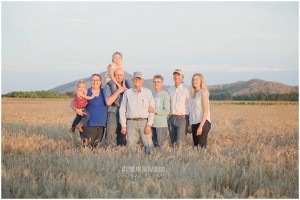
[208,79,298,96]
[51,71,170,93]
[51,72,298,100]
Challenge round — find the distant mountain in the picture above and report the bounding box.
[208,79,298,96]
[51,73,298,99]
[51,71,170,93]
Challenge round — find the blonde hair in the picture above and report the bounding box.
[112,52,123,62]
[76,80,86,88]
[190,73,207,98]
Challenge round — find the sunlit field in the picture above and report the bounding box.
[1,98,298,198]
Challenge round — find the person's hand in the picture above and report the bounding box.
[116,83,122,88]
[196,126,203,136]
[75,109,86,116]
[122,83,128,90]
[187,125,192,133]
[91,94,96,98]
[148,106,154,113]
[121,127,127,135]
[117,86,125,94]
[144,125,151,135]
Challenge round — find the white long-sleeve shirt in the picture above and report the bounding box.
[167,84,190,115]
[119,87,155,127]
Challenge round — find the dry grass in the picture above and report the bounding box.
[1,98,298,198]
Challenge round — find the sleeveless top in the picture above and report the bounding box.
[188,90,211,125]
[85,88,108,127]
[73,92,88,109]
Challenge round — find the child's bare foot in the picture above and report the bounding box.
[76,123,84,132]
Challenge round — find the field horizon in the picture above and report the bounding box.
[1,98,298,198]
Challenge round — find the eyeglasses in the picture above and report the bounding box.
[153,81,162,83]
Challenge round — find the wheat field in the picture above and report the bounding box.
[1,98,298,198]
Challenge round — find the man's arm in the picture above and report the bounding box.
[105,85,125,106]
[147,91,155,126]
[119,90,128,128]
[144,90,155,134]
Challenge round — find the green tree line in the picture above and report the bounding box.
[2,91,73,98]
[2,90,298,101]
[210,92,298,101]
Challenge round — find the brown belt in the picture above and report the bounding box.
[127,118,148,121]
[170,115,188,119]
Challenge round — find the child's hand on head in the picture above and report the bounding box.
[116,83,122,88]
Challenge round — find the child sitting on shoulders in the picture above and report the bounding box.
[104,52,130,106]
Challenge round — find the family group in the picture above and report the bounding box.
[70,52,211,153]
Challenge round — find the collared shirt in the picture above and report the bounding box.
[153,90,170,127]
[167,83,190,115]
[103,84,118,113]
[188,90,211,125]
[119,87,155,127]
[103,83,130,113]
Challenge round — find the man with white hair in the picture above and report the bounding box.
[119,71,155,154]
[167,69,190,146]
[104,68,129,147]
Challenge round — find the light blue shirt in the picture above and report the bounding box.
[119,87,155,127]
[152,90,170,127]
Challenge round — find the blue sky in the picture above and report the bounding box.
[2,1,299,94]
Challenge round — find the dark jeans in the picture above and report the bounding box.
[151,127,168,148]
[107,79,130,104]
[81,126,105,149]
[192,120,211,148]
[168,116,188,145]
[105,112,126,146]
[71,108,90,128]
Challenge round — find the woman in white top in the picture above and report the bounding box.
[187,73,211,148]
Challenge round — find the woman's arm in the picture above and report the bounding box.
[197,90,209,135]
[154,94,170,116]
[70,97,86,116]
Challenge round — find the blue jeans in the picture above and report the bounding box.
[151,127,168,148]
[168,117,188,145]
[71,108,90,128]
[127,120,153,154]
[107,79,130,104]
[105,112,126,146]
